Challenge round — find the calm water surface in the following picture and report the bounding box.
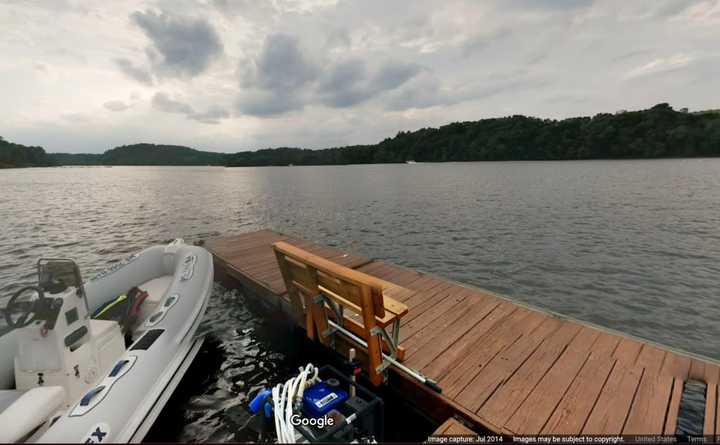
[1,160,719,438]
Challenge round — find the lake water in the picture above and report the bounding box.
[1,160,720,438]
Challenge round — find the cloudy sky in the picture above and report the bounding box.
[1,0,719,153]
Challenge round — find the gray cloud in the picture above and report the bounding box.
[248,33,318,91]
[191,105,230,124]
[505,0,594,10]
[317,62,368,107]
[152,92,228,124]
[652,0,698,18]
[236,33,317,116]
[317,60,422,108]
[104,100,130,112]
[152,92,194,114]
[373,62,423,91]
[325,28,351,50]
[236,91,305,117]
[115,57,154,85]
[384,71,550,111]
[130,10,223,79]
[211,0,276,20]
[461,28,512,57]
[238,34,423,115]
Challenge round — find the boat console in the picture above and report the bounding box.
[4,259,125,408]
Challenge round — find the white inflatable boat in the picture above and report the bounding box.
[0,239,213,443]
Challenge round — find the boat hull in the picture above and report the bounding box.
[30,241,214,443]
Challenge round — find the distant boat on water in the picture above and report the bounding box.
[405,160,417,164]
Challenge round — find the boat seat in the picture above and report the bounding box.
[89,318,118,340]
[0,386,65,442]
[135,275,173,328]
[89,319,125,375]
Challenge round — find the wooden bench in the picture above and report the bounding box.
[273,241,409,385]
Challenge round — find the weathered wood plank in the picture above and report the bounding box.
[423,306,525,380]
[406,301,516,371]
[582,365,643,434]
[689,359,706,382]
[706,364,720,386]
[404,297,502,366]
[439,311,546,398]
[399,282,459,323]
[660,353,692,380]
[542,356,617,435]
[613,338,644,366]
[623,372,674,434]
[399,288,469,340]
[504,327,601,434]
[433,418,475,435]
[634,345,667,375]
[477,322,582,429]
[705,383,717,436]
[455,317,562,412]
[402,291,498,352]
[663,378,684,435]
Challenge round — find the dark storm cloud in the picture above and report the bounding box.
[238,34,423,115]
[317,60,422,108]
[317,59,369,107]
[130,10,223,79]
[152,92,228,124]
[249,33,318,91]
[236,33,318,115]
[115,57,154,85]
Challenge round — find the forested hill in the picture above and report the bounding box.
[100,143,226,165]
[3,103,720,168]
[48,144,224,166]
[0,136,55,168]
[226,103,720,165]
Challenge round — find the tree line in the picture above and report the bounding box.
[2,104,719,168]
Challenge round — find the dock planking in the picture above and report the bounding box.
[205,229,720,436]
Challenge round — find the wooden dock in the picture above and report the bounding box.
[206,229,720,436]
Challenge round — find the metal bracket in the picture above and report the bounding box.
[315,293,345,349]
[370,320,402,375]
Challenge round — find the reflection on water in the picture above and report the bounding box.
[145,284,303,442]
[1,160,720,438]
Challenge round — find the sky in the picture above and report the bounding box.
[1,0,719,153]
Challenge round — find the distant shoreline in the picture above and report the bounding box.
[4,156,720,170]
[2,103,719,168]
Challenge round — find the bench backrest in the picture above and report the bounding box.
[273,241,410,385]
[273,241,387,319]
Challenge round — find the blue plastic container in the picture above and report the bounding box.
[302,381,348,417]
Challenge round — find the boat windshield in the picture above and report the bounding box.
[38,259,84,295]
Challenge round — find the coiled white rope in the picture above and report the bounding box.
[272,363,320,443]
